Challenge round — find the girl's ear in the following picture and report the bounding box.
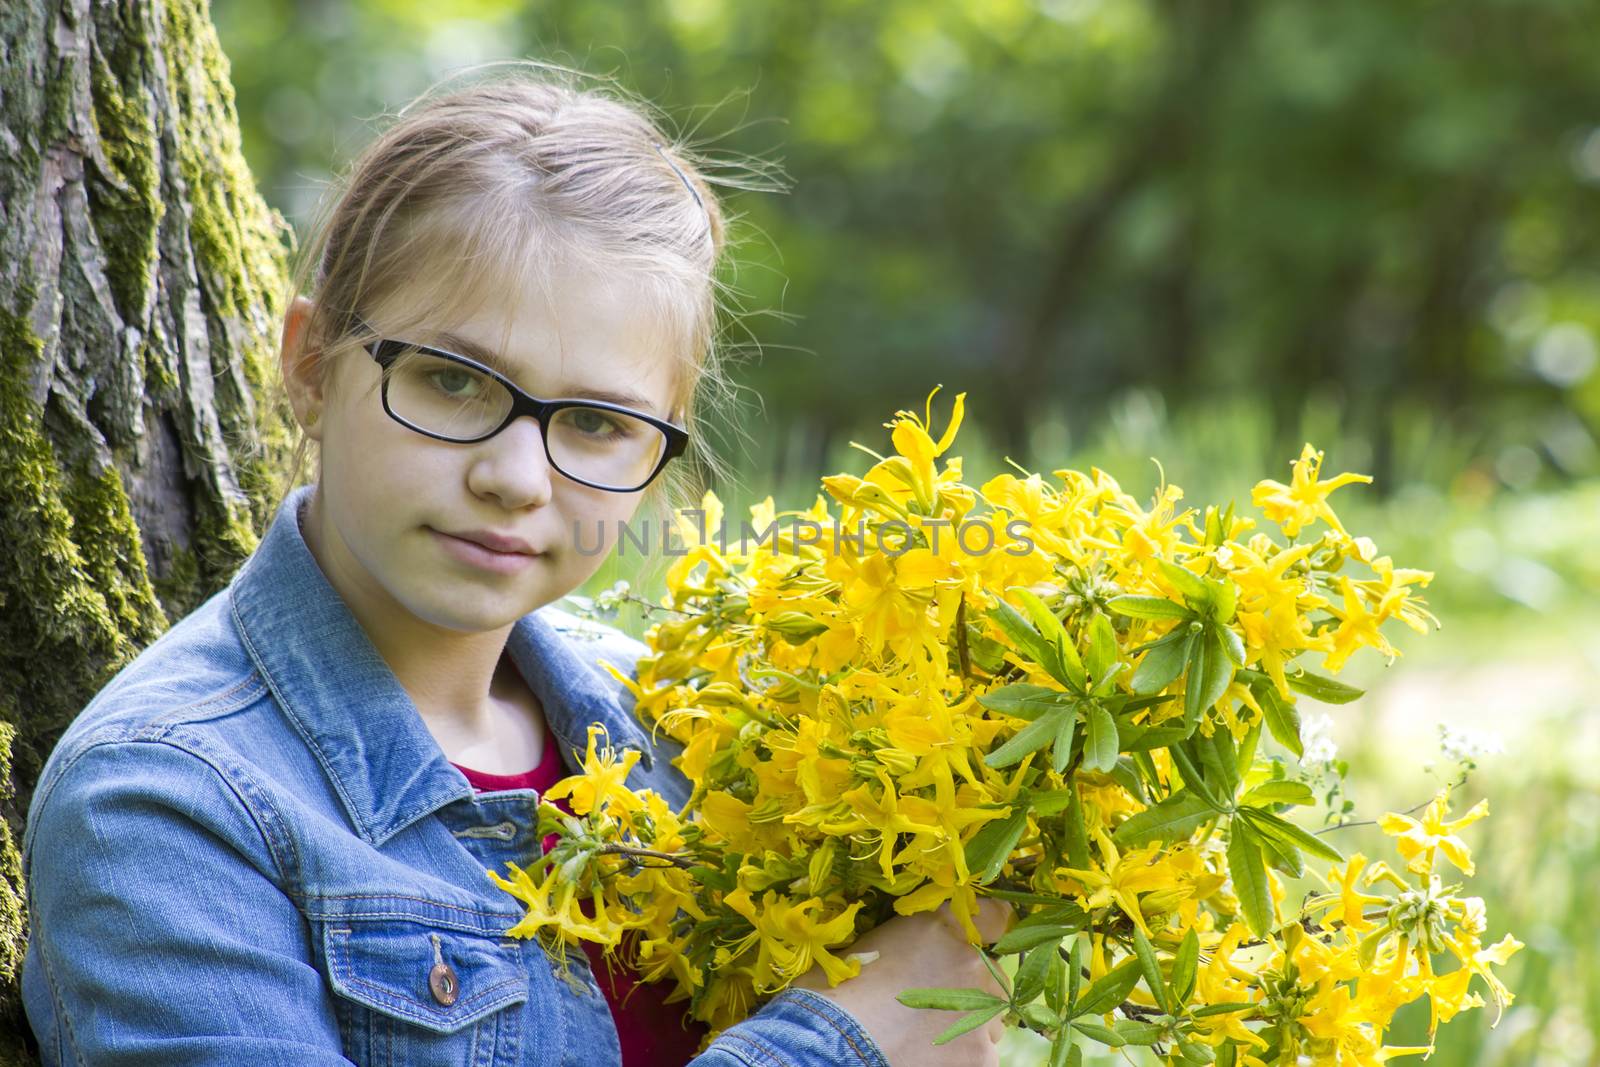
[280,296,327,441]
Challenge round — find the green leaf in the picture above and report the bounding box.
[1014,588,1087,690]
[1070,1020,1126,1047]
[1157,560,1211,604]
[985,887,1075,908]
[1014,944,1054,1005]
[1168,742,1230,813]
[1215,622,1246,666]
[1081,704,1119,773]
[1239,806,1343,863]
[1133,630,1195,694]
[1114,1020,1168,1045]
[1252,818,1306,878]
[1179,1038,1217,1063]
[1073,957,1142,1016]
[1131,925,1170,1014]
[1226,819,1274,938]
[1212,576,1238,624]
[1107,756,1148,804]
[1019,1001,1060,1030]
[1030,788,1074,816]
[1239,780,1315,807]
[1067,937,1083,1007]
[1286,668,1365,704]
[985,708,1069,769]
[1238,719,1262,777]
[1184,629,1235,733]
[1256,681,1304,759]
[1051,709,1078,775]
[1085,613,1120,684]
[964,802,1030,883]
[1170,928,1199,1006]
[1109,595,1191,621]
[1049,1030,1082,1067]
[897,987,1007,1012]
[1119,723,1191,752]
[932,1003,1007,1045]
[1064,785,1091,869]
[978,684,1071,720]
[1192,1001,1260,1018]
[1045,942,1068,1015]
[1200,726,1242,799]
[1112,790,1219,847]
[989,600,1062,686]
[994,923,1079,954]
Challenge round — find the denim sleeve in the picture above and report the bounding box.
[691,988,890,1067]
[25,737,356,1066]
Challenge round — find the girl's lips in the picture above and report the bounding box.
[428,527,542,575]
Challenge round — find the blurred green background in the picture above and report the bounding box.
[211,0,1598,1061]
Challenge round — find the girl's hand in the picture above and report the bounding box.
[791,898,1012,1067]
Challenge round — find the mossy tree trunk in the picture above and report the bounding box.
[0,0,292,1057]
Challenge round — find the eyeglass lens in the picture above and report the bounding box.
[383,348,668,490]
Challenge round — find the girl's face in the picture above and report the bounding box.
[291,260,681,635]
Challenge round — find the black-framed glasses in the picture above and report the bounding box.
[359,334,688,493]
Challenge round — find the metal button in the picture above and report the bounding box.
[429,961,460,1006]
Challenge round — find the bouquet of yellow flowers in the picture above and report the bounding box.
[489,389,1520,1066]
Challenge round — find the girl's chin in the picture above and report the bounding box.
[398,586,543,634]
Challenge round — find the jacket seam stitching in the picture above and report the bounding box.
[26,880,89,1067]
[785,992,881,1065]
[231,588,378,844]
[33,735,296,892]
[146,673,268,726]
[328,930,526,1027]
[712,1032,789,1067]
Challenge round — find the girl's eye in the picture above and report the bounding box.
[427,368,483,399]
[570,408,628,437]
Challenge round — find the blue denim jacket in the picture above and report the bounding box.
[21,485,887,1067]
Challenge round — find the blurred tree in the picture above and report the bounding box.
[215,0,1600,492]
[0,0,290,1056]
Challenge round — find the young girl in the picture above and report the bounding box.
[20,66,1006,1067]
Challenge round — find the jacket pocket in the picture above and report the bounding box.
[320,914,530,1065]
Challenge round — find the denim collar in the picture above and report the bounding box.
[230,485,653,847]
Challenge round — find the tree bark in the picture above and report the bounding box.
[0,0,292,1057]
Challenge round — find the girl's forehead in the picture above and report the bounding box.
[372,261,684,415]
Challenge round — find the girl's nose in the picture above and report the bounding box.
[465,416,554,510]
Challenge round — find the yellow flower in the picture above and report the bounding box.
[1323,575,1399,673]
[724,886,866,992]
[543,724,643,817]
[1252,444,1373,538]
[488,861,620,947]
[1312,853,1384,933]
[1055,829,1182,936]
[482,395,1498,1058]
[887,386,966,505]
[1378,790,1489,877]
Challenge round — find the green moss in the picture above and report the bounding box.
[150,544,202,622]
[0,303,145,1067]
[62,465,168,643]
[159,0,295,536]
[0,722,28,1065]
[86,4,164,326]
[0,299,139,736]
[0,4,296,1057]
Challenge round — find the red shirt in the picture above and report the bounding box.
[451,724,707,1067]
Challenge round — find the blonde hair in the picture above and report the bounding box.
[273,60,776,517]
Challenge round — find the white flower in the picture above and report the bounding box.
[1299,711,1339,767]
[1438,721,1504,763]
